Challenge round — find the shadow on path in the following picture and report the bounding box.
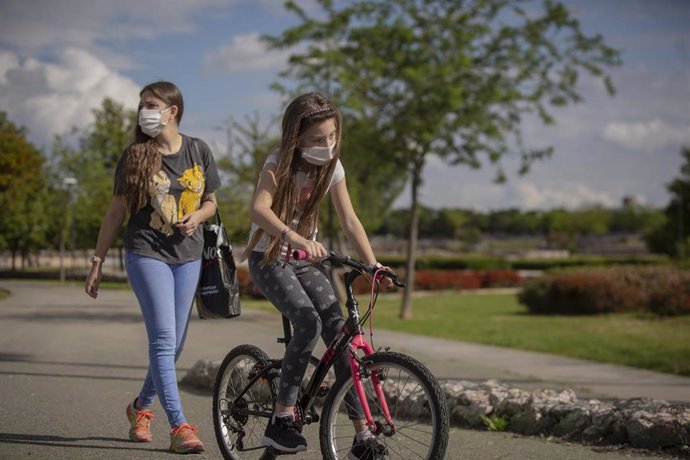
[0,432,169,453]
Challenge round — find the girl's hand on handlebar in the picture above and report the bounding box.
[373,264,396,289]
[287,233,327,262]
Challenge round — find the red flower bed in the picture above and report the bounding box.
[243,265,523,298]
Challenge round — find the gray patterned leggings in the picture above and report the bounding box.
[249,251,362,416]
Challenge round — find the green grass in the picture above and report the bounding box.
[243,292,690,377]
[4,278,688,376]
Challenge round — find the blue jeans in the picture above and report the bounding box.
[125,252,201,428]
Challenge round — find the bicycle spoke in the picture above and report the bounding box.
[213,345,277,460]
[319,352,448,460]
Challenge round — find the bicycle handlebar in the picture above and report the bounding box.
[291,249,406,288]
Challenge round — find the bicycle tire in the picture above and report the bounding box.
[213,344,278,460]
[319,351,449,460]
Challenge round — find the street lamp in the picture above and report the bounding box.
[59,177,78,283]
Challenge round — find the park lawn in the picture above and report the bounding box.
[242,293,690,377]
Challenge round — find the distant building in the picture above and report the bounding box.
[622,195,639,210]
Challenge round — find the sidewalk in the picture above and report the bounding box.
[2,280,689,402]
[0,280,686,460]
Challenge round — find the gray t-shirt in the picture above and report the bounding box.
[114,135,221,264]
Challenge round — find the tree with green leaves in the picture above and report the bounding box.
[0,112,49,269]
[330,115,407,234]
[35,98,137,275]
[215,113,279,243]
[267,0,621,318]
[49,98,136,261]
[646,147,690,258]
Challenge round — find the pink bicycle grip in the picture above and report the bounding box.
[292,249,308,260]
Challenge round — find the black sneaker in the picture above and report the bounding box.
[348,435,388,460]
[261,416,307,453]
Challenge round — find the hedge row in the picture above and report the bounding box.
[518,266,690,316]
[377,254,668,271]
[239,266,522,296]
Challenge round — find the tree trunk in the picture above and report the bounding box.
[399,158,422,320]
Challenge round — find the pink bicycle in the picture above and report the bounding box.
[212,250,449,459]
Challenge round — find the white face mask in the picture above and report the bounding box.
[138,106,172,138]
[301,144,335,166]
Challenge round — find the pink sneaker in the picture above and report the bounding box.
[126,400,154,442]
[169,423,205,454]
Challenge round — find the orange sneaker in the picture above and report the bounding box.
[170,423,205,454]
[126,400,154,442]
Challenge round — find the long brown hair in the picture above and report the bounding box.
[242,92,342,263]
[120,81,184,214]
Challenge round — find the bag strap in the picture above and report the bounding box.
[211,208,222,225]
[210,207,232,251]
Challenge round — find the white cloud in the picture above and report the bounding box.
[603,119,690,152]
[0,48,140,146]
[0,0,233,50]
[203,33,293,74]
[512,182,618,210]
[393,152,624,211]
[0,51,19,84]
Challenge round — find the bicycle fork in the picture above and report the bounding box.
[301,328,396,436]
[349,334,396,435]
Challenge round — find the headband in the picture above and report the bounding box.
[303,106,336,119]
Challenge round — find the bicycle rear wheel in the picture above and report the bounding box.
[213,344,278,460]
[319,351,449,460]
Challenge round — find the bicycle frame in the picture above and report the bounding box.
[297,268,394,433]
[226,256,396,437]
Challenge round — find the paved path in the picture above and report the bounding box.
[0,280,686,460]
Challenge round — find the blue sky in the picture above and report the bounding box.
[1,0,688,211]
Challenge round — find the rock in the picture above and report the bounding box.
[181,363,690,452]
[180,359,220,391]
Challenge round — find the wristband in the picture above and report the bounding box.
[90,255,103,264]
[280,228,293,241]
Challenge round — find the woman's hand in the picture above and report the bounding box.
[287,232,327,262]
[85,263,102,299]
[176,211,203,237]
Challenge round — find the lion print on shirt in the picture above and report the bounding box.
[177,162,205,220]
[149,170,178,236]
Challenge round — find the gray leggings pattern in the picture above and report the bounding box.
[249,251,361,415]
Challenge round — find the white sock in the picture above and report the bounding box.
[356,430,375,442]
[272,411,294,423]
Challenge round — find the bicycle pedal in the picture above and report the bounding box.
[316,384,330,397]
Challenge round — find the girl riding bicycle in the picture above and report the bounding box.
[242,91,392,457]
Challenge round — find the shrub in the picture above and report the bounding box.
[647,272,690,316]
[236,266,253,296]
[482,269,522,288]
[338,268,522,294]
[518,266,690,316]
[414,270,483,290]
[510,255,669,271]
[378,255,510,270]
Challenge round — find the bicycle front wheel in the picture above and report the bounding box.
[213,344,278,460]
[319,351,449,460]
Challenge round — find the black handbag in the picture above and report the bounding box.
[195,210,241,319]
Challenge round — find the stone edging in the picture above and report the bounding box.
[181,360,690,452]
